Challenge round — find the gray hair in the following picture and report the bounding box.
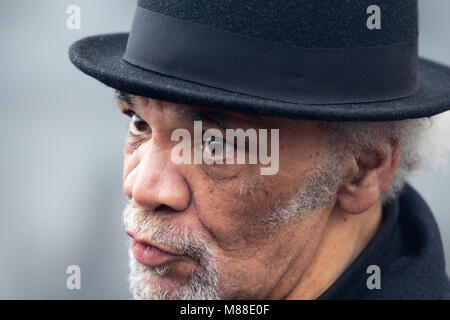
[246,112,450,231]
[322,112,450,204]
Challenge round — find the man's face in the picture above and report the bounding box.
[119,95,341,299]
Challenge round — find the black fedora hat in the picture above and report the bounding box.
[69,0,450,121]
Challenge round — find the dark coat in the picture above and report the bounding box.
[318,184,450,300]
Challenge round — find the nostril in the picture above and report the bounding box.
[154,204,172,213]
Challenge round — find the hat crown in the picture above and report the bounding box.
[139,0,418,48]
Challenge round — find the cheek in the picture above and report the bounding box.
[122,134,149,182]
[193,177,329,298]
[192,175,278,252]
[189,151,325,259]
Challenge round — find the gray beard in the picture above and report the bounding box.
[124,201,221,300]
[128,249,221,300]
[125,155,342,300]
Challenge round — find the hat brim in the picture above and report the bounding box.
[69,33,450,121]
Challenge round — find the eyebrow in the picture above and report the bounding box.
[191,110,228,129]
[116,91,136,109]
[116,90,231,128]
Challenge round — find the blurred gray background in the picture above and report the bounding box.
[0,0,449,299]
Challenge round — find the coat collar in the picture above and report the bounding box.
[318,184,448,300]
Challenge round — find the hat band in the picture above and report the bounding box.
[123,7,419,105]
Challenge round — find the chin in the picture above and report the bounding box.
[128,250,221,300]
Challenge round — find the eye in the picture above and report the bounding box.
[203,135,233,159]
[205,135,223,156]
[129,114,151,135]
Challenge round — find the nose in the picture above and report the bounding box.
[124,146,191,212]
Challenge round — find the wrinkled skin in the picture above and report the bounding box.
[119,95,400,299]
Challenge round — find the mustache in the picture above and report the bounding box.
[122,200,214,261]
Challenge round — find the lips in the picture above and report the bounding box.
[128,232,182,267]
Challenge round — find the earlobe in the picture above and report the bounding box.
[337,140,401,214]
[337,170,382,214]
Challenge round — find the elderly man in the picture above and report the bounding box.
[69,0,450,299]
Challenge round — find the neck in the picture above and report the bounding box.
[286,201,383,300]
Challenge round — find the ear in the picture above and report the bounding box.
[337,138,401,214]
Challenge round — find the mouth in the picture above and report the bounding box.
[127,230,183,267]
